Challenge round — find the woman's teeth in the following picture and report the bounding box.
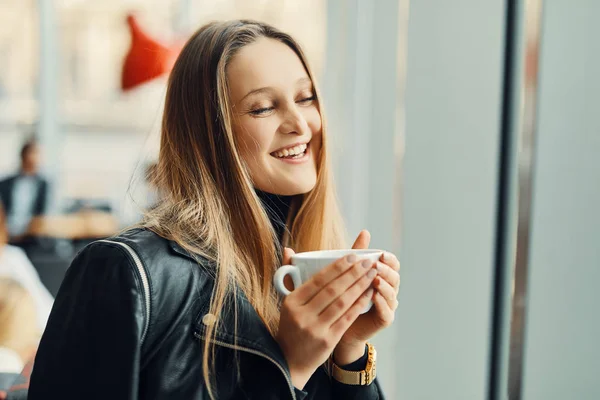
[273,143,308,158]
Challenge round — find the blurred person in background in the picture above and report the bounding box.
[29,20,400,400]
[0,203,53,331]
[0,277,39,374]
[0,138,50,242]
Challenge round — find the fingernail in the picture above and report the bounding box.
[376,263,385,272]
[367,268,377,278]
[361,259,372,268]
[346,254,357,263]
[383,252,393,262]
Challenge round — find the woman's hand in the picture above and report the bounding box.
[334,230,401,365]
[276,247,379,389]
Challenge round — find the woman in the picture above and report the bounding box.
[28,20,400,400]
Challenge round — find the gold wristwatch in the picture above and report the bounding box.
[329,343,377,385]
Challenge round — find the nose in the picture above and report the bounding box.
[279,107,310,136]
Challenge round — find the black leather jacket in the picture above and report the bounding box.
[28,228,384,399]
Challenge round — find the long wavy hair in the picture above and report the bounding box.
[143,20,346,397]
[0,203,8,251]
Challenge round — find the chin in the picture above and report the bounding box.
[282,182,316,196]
[262,178,317,196]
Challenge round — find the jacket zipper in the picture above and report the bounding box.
[96,239,294,399]
[98,240,150,346]
[194,332,296,400]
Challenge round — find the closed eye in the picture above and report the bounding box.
[297,95,316,104]
[249,106,275,116]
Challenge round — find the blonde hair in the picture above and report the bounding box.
[143,20,346,397]
[0,278,39,363]
[0,202,7,248]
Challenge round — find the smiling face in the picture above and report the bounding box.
[227,37,322,196]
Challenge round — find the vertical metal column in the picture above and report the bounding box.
[505,2,542,398]
[486,1,525,398]
[37,0,61,212]
[487,0,542,398]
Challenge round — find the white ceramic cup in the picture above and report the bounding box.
[273,249,383,314]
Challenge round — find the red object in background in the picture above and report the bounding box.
[121,14,182,91]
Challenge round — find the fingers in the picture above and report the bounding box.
[375,262,400,292]
[317,265,377,324]
[283,247,296,266]
[372,291,395,327]
[330,288,375,337]
[374,276,399,310]
[309,259,377,315]
[380,251,400,271]
[292,254,359,304]
[351,230,371,250]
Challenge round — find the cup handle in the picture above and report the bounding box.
[273,265,302,296]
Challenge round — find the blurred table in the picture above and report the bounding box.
[27,211,119,239]
[16,211,119,297]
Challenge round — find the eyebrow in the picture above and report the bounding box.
[240,77,313,102]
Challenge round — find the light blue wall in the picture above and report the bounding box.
[521,1,600,399]
[398,1,506,399]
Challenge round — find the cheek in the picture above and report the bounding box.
[305,108,323,154]
[305,108,322,134]
[235,119,276,162]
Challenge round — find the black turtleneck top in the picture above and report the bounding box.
[256,190,292,243]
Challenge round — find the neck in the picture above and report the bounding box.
[21,167,35,176]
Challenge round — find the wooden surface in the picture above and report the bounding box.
[26,212,118,239]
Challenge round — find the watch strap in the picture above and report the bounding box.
[329,343,377,385]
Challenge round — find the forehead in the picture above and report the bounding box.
[227,37,311,98]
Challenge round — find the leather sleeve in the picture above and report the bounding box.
[28,242,146,400]
[332,378,384,400]
[296,363,384,400]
